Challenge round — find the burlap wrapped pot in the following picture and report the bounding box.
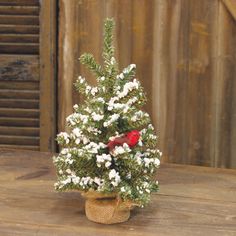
[81,191,137,224]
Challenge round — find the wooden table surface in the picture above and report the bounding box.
[0,149,236,236]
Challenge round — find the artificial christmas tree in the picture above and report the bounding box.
[53,18,162,224]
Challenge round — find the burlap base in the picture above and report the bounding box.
[81,191,136,224]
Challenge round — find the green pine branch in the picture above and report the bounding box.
[103,18,115,67]
[79,53,104,77]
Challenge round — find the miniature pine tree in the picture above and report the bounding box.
[53,18,162,207]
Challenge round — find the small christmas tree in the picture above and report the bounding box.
[53,18,162,223]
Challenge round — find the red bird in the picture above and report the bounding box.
[107,130,140,151]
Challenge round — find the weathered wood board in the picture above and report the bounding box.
[0,149,235,235]
[58,0,236,168]
[0,0,56,152]
[0,1,40,151]
[0,55,39,81]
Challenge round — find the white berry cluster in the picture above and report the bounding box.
[116,79,139,98]
[112,143,131,157]
[107,73,140,112]
[116,64,136,80]
[107,96,138,113]
[66,113,89,126]
[103,113,120,127]
[57,132,70,144]
[131,111,149,122]
[84,142,107,154]
[96,153,112,168]
[55,174,106,191]
[91,112,104,121]
[109,169,121,187]
[134,151,161,168]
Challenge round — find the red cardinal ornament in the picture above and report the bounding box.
[107,130,140,151]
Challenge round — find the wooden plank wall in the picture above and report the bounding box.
[58,0,236,168]
[39,0,57,152]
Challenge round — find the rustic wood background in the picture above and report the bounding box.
[0,0,40,150]
[58,0,236,168]
[0,0,56,152]
[0,0,235,168]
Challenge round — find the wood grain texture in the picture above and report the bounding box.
[0,117,39,127]
[0,81,39,90]
[0,55,39,81]
[131,0,155,114]
[0,5,39,15]
[58,0,156,129]
[0,135,39,145]
[0,144,39,150]
[0,126,39,136]
[0,0,40,151]
[0,15,39,25]
[186,0,218,166]
[39,0,57,152]
[58,0,78,133]
[0,42,39,54]
[57,0,236,168]
[0,90,39,99]
[153,0,190,164]
[213,1,236,168]
[222,0,236,20]
[0,150,235,235]
[152,0,236,168]
[0,99,39,109]
[0,34,39,43]
[0,0,39,6]
[0,25,39,34]
[0,108,39,118]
